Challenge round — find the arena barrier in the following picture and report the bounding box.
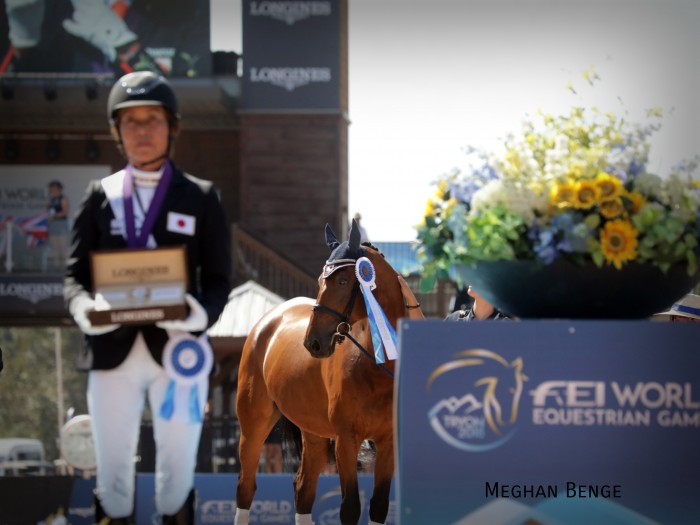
[0,473,397,525]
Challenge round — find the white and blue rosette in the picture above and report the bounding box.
[355,257,399,364]
[159,332,214,424]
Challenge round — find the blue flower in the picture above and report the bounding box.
[551,212,591,253]
[529,226,560,264]
[449,163,499,204]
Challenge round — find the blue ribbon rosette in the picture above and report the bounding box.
[159,333,214,424]
[355,257,399,364]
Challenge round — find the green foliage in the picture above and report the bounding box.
[0,327,88,462]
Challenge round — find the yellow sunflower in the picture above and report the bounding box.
[599,198,624,219]
[574,180,598,209]
[435,180,448,199]
[550,181,576,208]
[595,173,623,200]
[600,219,638,269]
[624,190,647,213]
[423,199,436,222]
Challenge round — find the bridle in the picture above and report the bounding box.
[312,260,395,377]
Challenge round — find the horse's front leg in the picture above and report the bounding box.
[235,366,279,524]
[334,434,363,525]
[368,435,394,525]
[293,431,329,523]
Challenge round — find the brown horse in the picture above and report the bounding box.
[234,220,410,525]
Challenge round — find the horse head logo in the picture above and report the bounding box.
[427,349,528,452]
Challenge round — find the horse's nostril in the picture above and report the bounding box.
[304,337,321,354]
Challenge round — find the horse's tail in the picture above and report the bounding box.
[278,416,334,472]
[279,415,303,471]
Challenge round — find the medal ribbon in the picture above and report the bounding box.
[673,303,700,317]
[355,257,399,364]
[122,161,172,248]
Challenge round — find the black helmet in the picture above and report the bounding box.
[107,71,180,123]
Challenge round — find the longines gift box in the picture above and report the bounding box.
[88,246,188,326]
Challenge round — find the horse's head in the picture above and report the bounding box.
[303,220,404,358]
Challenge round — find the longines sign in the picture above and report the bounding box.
[397,320,700,525]
[241,0,341,110]
[0,275,67,322]
[249,1,332,25]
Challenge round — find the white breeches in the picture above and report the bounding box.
[88,333,206,517]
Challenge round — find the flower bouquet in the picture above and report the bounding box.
[416,77,700,318]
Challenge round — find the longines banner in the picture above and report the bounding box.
[241,0,341,110]
[0,0,211,77]
[396,320,700,525]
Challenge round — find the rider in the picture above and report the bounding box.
[65,71,231,525]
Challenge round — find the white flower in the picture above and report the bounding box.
[470,179,547,222]
[633,172,664,198]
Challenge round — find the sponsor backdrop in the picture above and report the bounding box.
[0,0,211,77]
[241,0,341,110]
[396,320,700,525]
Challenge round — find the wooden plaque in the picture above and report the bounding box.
[88,246,188,326]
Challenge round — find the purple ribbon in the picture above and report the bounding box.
[122,161,172,248]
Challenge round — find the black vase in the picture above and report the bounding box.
[454,259,700,319]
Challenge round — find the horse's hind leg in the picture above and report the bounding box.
[368,436,394,524]
[334,434,362,525]
[293,431,329,520]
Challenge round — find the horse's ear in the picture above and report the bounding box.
[325,223,340,252]
[348,219,361,252]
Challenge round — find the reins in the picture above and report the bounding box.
[345,332,394,378]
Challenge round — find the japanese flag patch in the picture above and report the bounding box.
[167,212,196,236]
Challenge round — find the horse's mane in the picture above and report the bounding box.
[361,241,385,258]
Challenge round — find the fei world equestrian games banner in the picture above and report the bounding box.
[396,320,700,525]
[241,0,341,110]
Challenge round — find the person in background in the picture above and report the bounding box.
[64,71,231,525]
[47,180,70,268]
[654,293,700,322]
[445,285,510,321]
[263,422,283,473]
[450,286,472,313]
[353,212,369,244]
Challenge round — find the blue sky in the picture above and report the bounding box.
[212,0,699,241]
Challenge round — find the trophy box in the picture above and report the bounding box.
[88,246,188,326]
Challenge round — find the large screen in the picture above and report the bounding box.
[1,0,211,77]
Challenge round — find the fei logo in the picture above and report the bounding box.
[427,349,527,452]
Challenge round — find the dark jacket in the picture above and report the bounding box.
[64,164,231,370]
[445,308,510,321]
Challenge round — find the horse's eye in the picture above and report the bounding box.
[339,276,349,285]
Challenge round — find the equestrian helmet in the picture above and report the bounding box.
[107,71,180,124]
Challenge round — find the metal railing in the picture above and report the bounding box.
[232,223,318,300]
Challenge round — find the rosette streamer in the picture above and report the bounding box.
[355,257,398,364]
